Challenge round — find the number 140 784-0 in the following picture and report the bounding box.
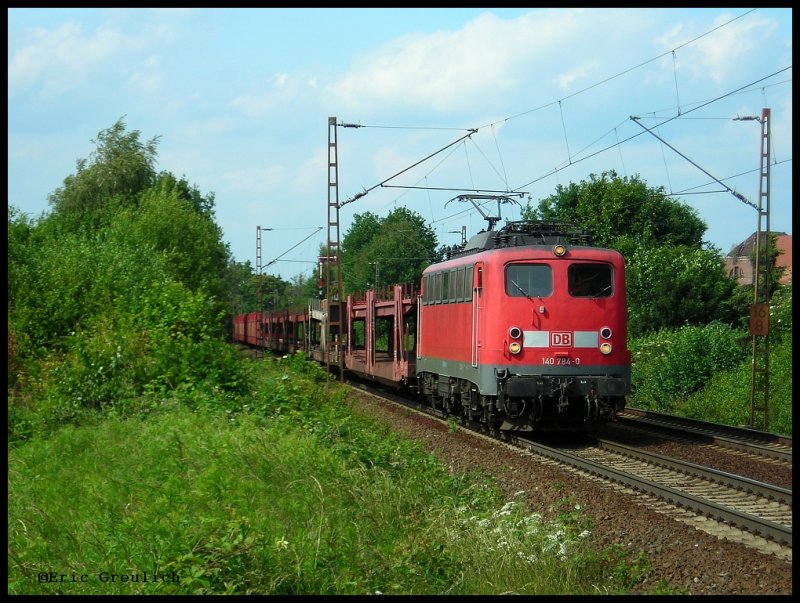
[541,357,581,365]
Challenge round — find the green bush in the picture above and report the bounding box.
[629,322,749,413]
[768,283,792,343]
[678,333,792,435]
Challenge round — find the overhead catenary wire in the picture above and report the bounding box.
[338,128,478,207]
[630,117,757,210]
[265,227,324,268]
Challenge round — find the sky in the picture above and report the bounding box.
[8,7,793,283]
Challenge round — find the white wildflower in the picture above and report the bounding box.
[497,501,517,516]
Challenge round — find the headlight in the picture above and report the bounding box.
[509,326,522,339]
[509,341,522,355]
[553,244,567,257]
[600,327,612,339]
[599,342,612,355]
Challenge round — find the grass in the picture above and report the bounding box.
[8,354,648,595]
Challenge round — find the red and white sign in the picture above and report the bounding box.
[550,332,573,347]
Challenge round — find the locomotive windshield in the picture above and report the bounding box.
[505,264,552,298]
[568,263,613,297]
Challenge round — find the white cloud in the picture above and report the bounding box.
[219,165,287,194]
[293,147,327,195]
[327,9,787,117]
[230,73,305,118]
[7,16,178,101]
[327,11,543,113]
[8,21,122,98]
[325,9,662,114]
[657,13,777,84]
[125,55,164,95]
[557,62,596,93]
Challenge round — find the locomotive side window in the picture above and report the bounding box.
[506,264,552,298]
[568,263,613,297]
[455,267,465,302]
[423,266,474,304]
[448,268,458,302]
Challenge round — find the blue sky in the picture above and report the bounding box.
[8,8,792,282]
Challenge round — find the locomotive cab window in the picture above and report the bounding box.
[568,263,613,297]
[505,264,552,298]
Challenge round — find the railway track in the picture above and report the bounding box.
[347,380,792,560]
[615,407,792,464]
[512,433,792,553]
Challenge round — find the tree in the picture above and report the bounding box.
[226,259,259,314]
[341,207,439,293]
[47,117,160,233]
[116,179,230,299]
[8,120,250,439]
[524,170,706,249]
[627,245,740,336]
[7,206,34,305]
[740,232,787,299]
[155,171,217,219]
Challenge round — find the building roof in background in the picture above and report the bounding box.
[727,232,789,257]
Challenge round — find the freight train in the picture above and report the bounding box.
[233,220,631,432]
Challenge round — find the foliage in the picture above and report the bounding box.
[674,336,792,435]
[341,207,439,293]
[9,226,165,351]
[130,280,243,392]
[767,282,792,343]
[628,322,749,413]
[673,283,792,435]
[523,170,706,249]
[7,206,34,306]
[227,259,259,314]
[735,231,787,298]
[154,171,217,218]
[227,262,316,314]
[7,278,247,444]
[628,283,791,434]
[626,244,740,336]
[46,117,159,234]
[114,181,230,299]
[7,120,242,443]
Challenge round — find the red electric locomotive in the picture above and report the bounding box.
[416,220,630,431]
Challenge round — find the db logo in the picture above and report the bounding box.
[550,332,572,347]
